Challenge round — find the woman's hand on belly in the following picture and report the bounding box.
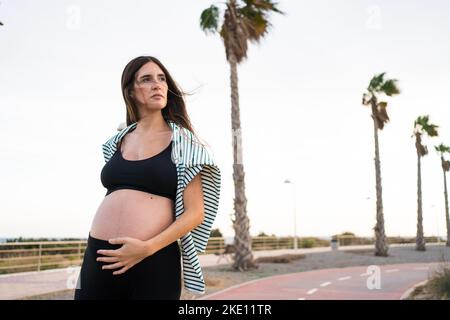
[96,236,152,275]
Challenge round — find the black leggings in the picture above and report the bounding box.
[74,233,181,300]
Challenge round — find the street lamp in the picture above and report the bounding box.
[284,179,298,250]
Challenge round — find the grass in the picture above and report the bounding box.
[254,254,306,264]
[426,265,450,299]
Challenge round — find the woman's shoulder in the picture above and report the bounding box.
[103,122,136,146]
[171,122,217,167]
[170,121,204,147]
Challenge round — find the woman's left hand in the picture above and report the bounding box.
[97,237,151,275]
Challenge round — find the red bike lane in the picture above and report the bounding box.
[199,262,443,300]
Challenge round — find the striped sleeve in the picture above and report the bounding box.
[185,164,221,253]
[101,128,127,163]
[101,136,115,163]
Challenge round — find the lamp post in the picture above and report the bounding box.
[284,179,298,250]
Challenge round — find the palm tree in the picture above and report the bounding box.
[434,143,450,246]
[362,72,400,256]
[412,115,439,251]
[200,0,284,271]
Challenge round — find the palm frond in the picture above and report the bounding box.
[435,143,450,171]
[381,79,400,96]
[414,115,428,130]
[376,102,389,128]
[239,6,269,42]
[242,0,285,15]
[202,0,283,64]
[444,160,450,172]
[239,0,285,43]
[221,2,249,62]
[378,101,387,109]
[368,72,386,91]
[424,123,439,137]
[435,143,450,154]
[200,5,220,34]
[414,115,439,137]
[415,133,428,156]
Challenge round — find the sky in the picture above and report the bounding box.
[1,0,450,239]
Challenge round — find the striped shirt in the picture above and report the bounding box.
[101,120,221,294]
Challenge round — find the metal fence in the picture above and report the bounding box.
[0,235,443,275]
[0,236,324,275]
[0,240,85,274]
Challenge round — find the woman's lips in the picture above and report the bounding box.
[151,95,164,99]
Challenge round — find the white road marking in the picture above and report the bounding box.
[297,298,306,300]
[307,288,318,295]
[360,273,369,277]
[338,276,352,281]
[320,281,332,287]
[385,269,399,273]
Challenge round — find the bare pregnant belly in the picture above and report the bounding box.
[89,189,175,241]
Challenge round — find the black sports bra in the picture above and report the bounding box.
[100,140,178,201]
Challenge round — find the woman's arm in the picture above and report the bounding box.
[144,172,205,255]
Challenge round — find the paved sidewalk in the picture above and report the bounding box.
[0,243,416,300]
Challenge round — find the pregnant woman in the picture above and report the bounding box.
[74,56,221,300]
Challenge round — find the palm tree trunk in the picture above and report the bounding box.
[371,102,388,256]
[442,157,450,246]
[228,52,257,271]
[416,149,426,251]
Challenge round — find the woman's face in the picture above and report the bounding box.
[131,61,168,112]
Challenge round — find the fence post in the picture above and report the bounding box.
[77,242,81,263]
[37,243,42,272]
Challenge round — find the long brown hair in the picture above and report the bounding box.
[121,56,201,143]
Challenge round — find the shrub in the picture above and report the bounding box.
[300,238,315,248]
[427,266,450,299]
[210,229,223,237]
[254,254,305,264]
